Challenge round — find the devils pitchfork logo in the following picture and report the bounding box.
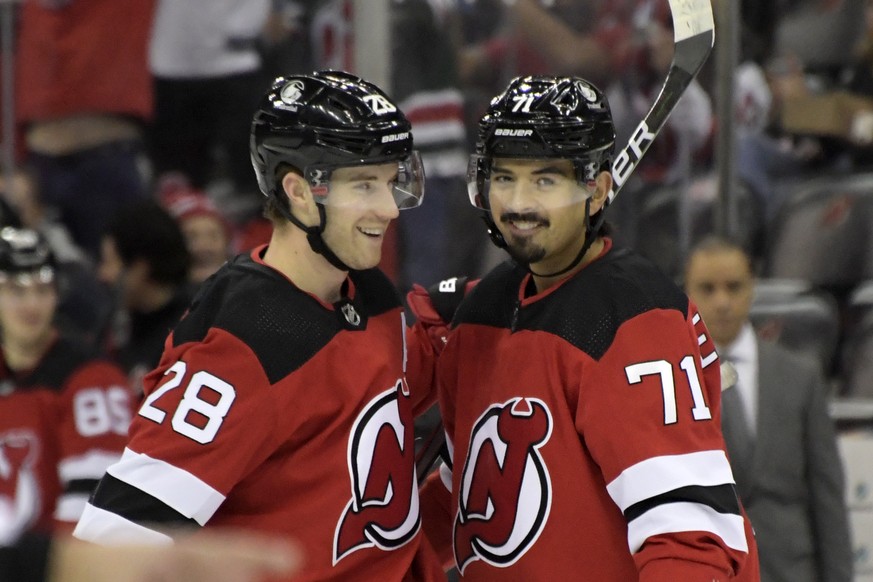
[454,397,553,573]
[334,379,420,564]
[0,431,41,544]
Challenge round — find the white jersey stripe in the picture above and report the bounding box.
[701,350,718,368]
[54,493,90,523]
[73,504,173,545]
[439,462,452,492]
[627,501,748,554]
[439,432,455,491]
[58,450,123,484]
[606,450,735,512]
[107,448,225,525]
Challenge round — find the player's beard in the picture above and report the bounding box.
[500,211,548,267]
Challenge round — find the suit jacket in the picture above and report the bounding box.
[723,339,853,582]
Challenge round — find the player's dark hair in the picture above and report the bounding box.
[106,200,190,287]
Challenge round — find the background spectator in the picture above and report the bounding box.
[684,235,853,582]
[97,200,191,396]
[0,167,109,345]
[147,0,272,222]
[159,177,235,288]
[14,0,155,260]
[0,227,132,580]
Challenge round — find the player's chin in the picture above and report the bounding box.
[346,251,382,271]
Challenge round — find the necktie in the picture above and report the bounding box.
[720,357,754,498]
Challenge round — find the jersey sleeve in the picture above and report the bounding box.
[575,302,752,578]
[418,466,455,570]
[405,321,439,417]
[415,328,463,567]
[54,360,133,529]
[74,328,284,544]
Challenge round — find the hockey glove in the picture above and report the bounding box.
[406,276,476,352]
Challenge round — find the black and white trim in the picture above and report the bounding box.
[606,450,747,553]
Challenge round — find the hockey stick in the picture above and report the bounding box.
[415,0,715,486]
[609,0,715,201]
[415,412,449,485]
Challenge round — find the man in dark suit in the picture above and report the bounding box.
[684,235,853,582]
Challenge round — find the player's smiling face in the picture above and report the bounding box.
[488,158,597,272]
[320,162,401,270]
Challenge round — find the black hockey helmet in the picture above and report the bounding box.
[250,70,424,211]
[467,75,615,210]
[0,227,56,285]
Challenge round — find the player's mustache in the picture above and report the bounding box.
[500,212,549,227]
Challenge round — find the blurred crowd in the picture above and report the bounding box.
[1,0,873,580]
[3,0,873,392]
[0,0,873,400]
[1,0,872,389]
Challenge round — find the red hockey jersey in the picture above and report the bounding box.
[424,241,759,581]
[0,335,132,541]
[74,248,442,582]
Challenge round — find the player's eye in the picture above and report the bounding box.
[353,181,374,192]
[535,176,558,188]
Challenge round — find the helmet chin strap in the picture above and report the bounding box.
[482,215,507,249]
[528,198,604,279]
[275,189,352,272]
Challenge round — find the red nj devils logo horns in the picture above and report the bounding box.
[454,397,553,573]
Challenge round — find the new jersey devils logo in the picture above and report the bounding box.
[454,398,553,573]
[334,379,420,564]
[0,431,40,545]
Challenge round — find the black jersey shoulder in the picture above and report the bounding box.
[171,253,401,384]
[457,248,689,361]
[348,268,404,316]
[453,259,524,327]
[10,337,102,392]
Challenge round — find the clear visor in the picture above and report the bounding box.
[304,151,425,210]
[466,154,596,210]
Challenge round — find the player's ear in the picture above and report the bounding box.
[590,170,612,214]
[281,172,319,226]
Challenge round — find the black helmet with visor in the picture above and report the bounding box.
[250,70,425,270]
[0,227,56,286]
[468,75,616,276]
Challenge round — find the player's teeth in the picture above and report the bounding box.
[360,228,381,236]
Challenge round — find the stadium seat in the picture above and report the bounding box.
[634,174,763,280]
[846,279,873,333]
[749,279,840,377]
[841,286,873,398]
[764,172,873,293]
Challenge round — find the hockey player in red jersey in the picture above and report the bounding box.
[0,227,133,564]
[73,70,443,581]
[419,75,760,580]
